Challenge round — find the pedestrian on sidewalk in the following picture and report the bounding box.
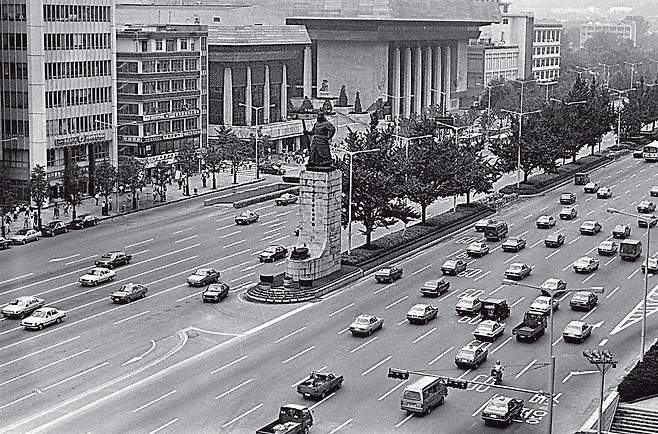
[202,172,207,188]
[4,214,11,234]
[63,203,69,216]
[109,198,113,212]
[13,207,18,222]
[53,201,60,219]
[94,193,100,206]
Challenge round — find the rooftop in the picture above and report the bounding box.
[208,25,310,46]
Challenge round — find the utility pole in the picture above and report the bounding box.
[583,348,617,434]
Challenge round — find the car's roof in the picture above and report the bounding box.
[479,320,499,327]
[567,320,587,327]
[582,220,598,225]
[460,295,479,302]
[576,256,594,261]
[573,291,592,298]
[356,314,376,320]
[88,267,108,272]
[482,297,506,304]
[542,278,563,285]
[411,303,431,309]
[15,296,36,301]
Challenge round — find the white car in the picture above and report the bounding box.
[573,256,600,273]
[529,296,559,315]
[21,307,66,330]
[348,314,383,336]
[536,215,556,229]
[473,320,505,342]
[10,229,42,245]
[79,267,116,286]
[1,296,45,319]
[466,242,489,257]
[563,320,593,343]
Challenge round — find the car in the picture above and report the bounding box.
[573,256,600,273]
[475,218,496,232]
[651,186,658,197]
[10,228,41,245]
[349,314,383,336]
[420,279,450,297]
[597,187,613,199]
[466,242,490,257]
[642,258,658,274]
[598,240,618,256]
[258,163,286,175]
[441,259,467,275]
[563,320,593,343]
[1,296,46,319]
[501,236,526,252]
[455,340,489,369]
[21,307,66,330]
[473,320,505,342]
[570,291,599,311]
[504,262,532,280]
[455,296,482,316]
[70,214,99,229]
[275,193,298,206]
[540,278,567,297]
[41,220,69,237]
[202,283,230,302]
[296,372,343,400]
[612,224,631,239]
[544,233,565,247]
[406,304,438,324]
[110,283,148,303]
[584,182,599,193]
[79,267,116,286]
[374,265,403,283]
[0,237,11,250]
[529,296,559,315]
[187,268,221,287]
[560,192,577,204]
[559,206,578,220]
[639,215,658,228]
[482,396,524,427]
[580,220,602,235]
[536,215,556,229]
[633,149,645,158]
[637,200,656,213]
[258,245,288,262]
[95,251,132,269]
[234,210,259,225]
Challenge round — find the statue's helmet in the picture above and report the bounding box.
[317,111,326,122]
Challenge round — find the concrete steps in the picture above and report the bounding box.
[610,404,658,434]
[245,284,316,304]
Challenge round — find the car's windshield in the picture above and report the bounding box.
[32,311,47,318]
[403,390,421,401]
[195,270,207,276]
[354,317,369,325]
[15,229,28,235]
[47,222,58,228]
[583,223,594,228]
[478,323,494,332]
[488,401,508,411]
[534,299,548,306]
[509,264,523,271]
[8,299,24,306]
[565,325,583,334]
[457,299,472,307]
[101,253,114,259]
[89,269,103,275]
[458,349,475,358]
[409,307,425,315]
[573,294,588,301]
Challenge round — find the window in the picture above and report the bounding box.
[184,78,197,91]
[143,102,157,115]
[185,98,198,109]
[144,122,157,136]
[166,39,175,52]
[157,101,170,113]
[117,82,138,94]
[172,119,184,132]
[141,40,148,52]
[158,121,170,134]
[180,39,188,50]
[157,80,170,93]
[157,60,170,72]
[155,39,163,51]
[118,61,138,73]
[172,79,184,92]
[184,58,197,71]
[502,18,509,24]
[143,82,156,94]
[185,118,198,130]
[143,60,156,73]
[171,59,183,72]
[46,149,56,167]
[118,103,139,115]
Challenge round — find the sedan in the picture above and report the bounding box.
[573,256,600,273]
[406,304,438,324]
[584,182,599,193]
[455,296,482,316]
[79,268,116,286]
[275,193,298,206]
[642,258,658,274]
[420,279,450,297]
[596,187,612,199]
[349,314,383,337]
[637,200,656,213]
[1,296,45,319]
[21,307,66,330]
[598,240,618,256]
[529,296,559,315]
[545,233,565,247]
[234,210,259,225]
[41,220,69,237]
[374,266,403,283]
[0,237,11,250]
[95,251,132,269]
[482,396,524,427]
[651,186,658,197]
[501,236,526,252]
[540,278,567,296]
[202,283,230,302]
[475,218,496,232]
[612,224,631,239]
[580,220,602,235]
[258,245,288,262]
[563,320,593,343]
[466,242,490,257]
[473,320,505,342]
[560,192,576,204]
[258,163,286,175]
[70,214,99,229]
[110,283,148,303]
[441,259,467,275]
[10,229,41,245]
[559,206,578,220]
[570,291,598,311]
[504,263,532,280]
[536,215,556,229]
[187,268,220,286]
[639,216,658,228]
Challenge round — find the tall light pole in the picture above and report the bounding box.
[609,87,636,147]
[625,61,643,90]
[537,80,558,103]
[393,134,433,159]
[383,93,413,150]
[500,108,541,188]
[648,59,658,80]
[96,120,137,214]
[429,88,447,117]
[346,148,380,255]
[607,207,655,361]
[599,62,619,88]
[238,103,275,179]
[475,82,505,140]
[503,279,604,434]
[583,348,617,434]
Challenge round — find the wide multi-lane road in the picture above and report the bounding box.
[2,151,656,434]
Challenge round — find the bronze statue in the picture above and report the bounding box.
[303,112,335,171]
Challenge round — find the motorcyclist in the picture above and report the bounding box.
[492,360,504,378]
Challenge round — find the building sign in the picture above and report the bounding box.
[119,136,142,143]
[227,121,303,140]
[143,109,200,122]
[141,152,178,168]
[120,129,201,143]
[54,132,107,147]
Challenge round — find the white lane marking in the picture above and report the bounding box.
[132,390,177,413]
[373,282,396,295]
[523,214,533,220]
[125,238,153,249]
[554,227,564,234]
[172,227,194,235]
[489,285,505,295]
[176,291,201,302]
[211,356,248,374]
[221,260,251,273]
[379,380,409,401]
[599,339,609,346]
[216,215,235,223]
[569,236,582,245]
[0,349,89,388]
[216,223,235,231]
[148,419,180,434]
[582,273,596,284]
[606,286,620,299]
[275,327,306,343]
[218,231,241,239]
[563,261,576,272]
[385,296,409,310]
[260,212,277,218]
[412,264,432,275]
[329,303,355,317]
[255,203,275,211]
[626,190,632,194]
[215,379,253,400]
[329,418,354,434]
[395,414,414,428]
[260,233,281,241]
[510,297,526,309]
[552,337,563,347]
[113,311,149,325]
[472,394,500,417]
[581,307,598,321]
[230,272,255,283]
[42,361,108,392]
[224,239,246,248]
[0,336,80,369]
[428,346,454,365]
[491,246,501,253]
[515,358,537,379]
[412,327,436,343]
[446,248,463,258]
[263,227,283,235]
[49,254,79,263]
[397,319,408,326]
[350,337,378,353]
[586,245,598,255]
[361,355,392,376]
[504,254,519,264]
[309,391,335,410]
[282,346,315,364]
[545,250,561,260]
[174,235,198,244]
[0,273,33,286]
[457,369,472,380]
[490,336,513,355]
[628,269,641,280]
[605,257,616,266]
[338,327,350,335]
[221,404,263,429]
[540,206,548,212]
[471,270,490,282]
[530,240,544,248]
[65,255,99,265]
[271,235,290,243]
[276,210,293,218]
[573,218,581,223]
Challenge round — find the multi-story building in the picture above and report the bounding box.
[115,24,207,174]
[1,0,116,200]
[580,21,637,48]
[532,21,562,83]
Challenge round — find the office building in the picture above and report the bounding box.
[580,21,637,48]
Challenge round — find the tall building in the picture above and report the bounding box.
[580,21,637,48]
[0,0,117,200]
[532,21,562,83]
[115,24,207,175]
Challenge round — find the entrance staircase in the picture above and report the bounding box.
[610,404,658,434]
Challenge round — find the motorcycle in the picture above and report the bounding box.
[490,367,503,385]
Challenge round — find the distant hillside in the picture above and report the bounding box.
[513,0,658,14]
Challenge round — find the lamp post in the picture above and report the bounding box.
[607,207,655,361]
[502,279,604,434]
[383,93,413,150]
[346,148,381,256]
[598,62,619,88]
[609,88,636,147]
[500,108,541,188]
[238,103,275,179]
[429,88,447,117]
[537,80,558,103]
[393,134,433,159]
[475,82,505,140]
[648,59,658,80]
[583,348,617,434]
[625,61,643,90]
[96,120,137,215]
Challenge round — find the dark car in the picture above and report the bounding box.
[275,193,298,206]
[634,150,645,158]
[441,259,467,275]
[70,214,99,229]
[481,298,511,322]
[612,224,631,239]
[502,237,526,252]
[41,220,69,237]
[406,304,439,324]
[482,396,524,427]
[455,340,489,369]
[202,283,230,302]
[375,266,403,283]
[420,279,450,297]
[186,268,221,287]
[258,245,288,262]
[545,233,565,247]
[0,237,11,250]
[639,216,658,228]
[234,210,259,225]
[504,262,532,280]
[570,291,598,311]
[95,251,132,269]
[580,221,602,235]
[110,283,148,303]
[258,163,286,175]
[560,206,578,220]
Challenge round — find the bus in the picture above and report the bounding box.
[643,141,658,162]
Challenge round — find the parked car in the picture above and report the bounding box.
[234,210,259,225]
[258,245,288,262]
[637,200,656,213]
[502,236,526,252]
[544,233,565,247]
[202,283,230,302]
[580,220,602,235]
[1,296,45,319]
[651,186,658,197]
[536,215,556,229]
[560,192,576,204]
[642,257,658,274]
[258,163,286,175]
[455,296,482,316]
[186,268,220,286]
[466,242,489,257]
[475,218,496,232]
[0,237,11,250]
[374,265,403,283]
[529,296,559,315]
[79,267,116,286]
[612,224,631,239]
[540,278,567,297]
[420,279,450,297]
[95,251,132,269]
[596,187,613,199]
[275,193,298,206]
[41,220,69,237]
[584,182,599,193]
[504,262,532,280]
[406,304,438,324]
[638,216,658,228]
[634,150,645,158]
[10,229,41,245]
[573,256,600,273]
[70,214,99,229]
[21,307,66,330]
[441,259,467,275]
[559,206,578,220]
[473,320,505,342]
[598,240,618,256]
[455,340,489,369]
[570,291,598,311]
[563,320,593,343]
[349,314,383,336]
[482,396,524,427]
[110,283,148,303]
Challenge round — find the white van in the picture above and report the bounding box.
[400,376,448,415]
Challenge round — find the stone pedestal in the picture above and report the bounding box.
[286,169,342,282]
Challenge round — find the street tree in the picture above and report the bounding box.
[0,174,16,238]
[151,162,170,202]
[384,199,420,237]
[29,164,49,229]
[453,139,500,204]
[176,140,199,196]
[93,160,117,212]
[206,126,233,189]
[210,127,252,184]
[118,156,146,210]
[63,163,87,220]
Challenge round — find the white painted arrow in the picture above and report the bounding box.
[562,370,599,383]
[122,340,156,366]
[49,254,80,263]
[592,321,604,329]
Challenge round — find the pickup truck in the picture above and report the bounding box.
[512,311,547,343]
[257,404,313,434]
[296,372,343,399]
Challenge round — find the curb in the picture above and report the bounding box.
[233,186,300,209]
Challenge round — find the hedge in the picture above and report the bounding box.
[618,341,658,402]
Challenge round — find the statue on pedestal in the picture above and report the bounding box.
[303,112,336,171]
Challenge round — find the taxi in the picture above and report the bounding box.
[544,233,565,247]
[455,296,482,316]
[579,220,602,235]
[573,256,600,274]
[598,240,618,256]
[563,320,593,343]
[612,224,631,239]
[560,192,577,204]
[502,237,526,252]
[559,206,578,220]
[466,242,490,258]
[638,200,656,213]
[504,262,531,280]
[455,340,488,369]
[406,304,438,325]
[536,215,556,229]
[349,314,384,337]
[482,396,524,427]
[473,320,505,342]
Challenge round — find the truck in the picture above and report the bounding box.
[256,404,313,434]
[512,311,547,343]
[620,239,642,261]
[296,372,343,399]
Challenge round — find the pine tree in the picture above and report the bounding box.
[352,92,363,113]
[337,85,349,106]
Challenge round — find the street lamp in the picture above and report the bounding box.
[599,63,619,88]
[346,148,380,255]
[583,348,617,434]
[238,103,275,179]
[609,88,636,147]
[429,88,447,117]
[607,207,655,361]
[393,134,433,159]
[625,61,643,90]
[502,279,604,434]
[500,108,542,188]
[383,93,413,149]
[475,82,506,140]
[537,81,558,103]
[96,120,138,214]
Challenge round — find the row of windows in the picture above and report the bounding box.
[137,58,199,74]
[1,149,29,169]
[534,29,561,43]
[533,57,560,69]
[46,87,112,109]
[2,91,27,108]
[131,137,201,159]
[1,32,27,50]
[535,70,560,82]
[118,78,198,95]
[2,4,25,21]
[45,33,111,51]
[533,46,560,56]
[2,119,28,137]
[43,5,111,22]
[45,60,111,80]
[46,113,111,137]
[137,37,205,53]
[485,53,517,71]
[46,144,109,167]
[1,62,27,80]
[142,118,199,136]
[118,98,199,116]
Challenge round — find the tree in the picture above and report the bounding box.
[93,160,117,212]
[452,139,500,204]
[29,164,49,230]
[337,85,349,106]
[384,199,420,237]
[151,162,170,202]
[176,140,199,196]
[206,126,233,189]
[63,164,87,220]
[210,127,253,184]
[352,92,364,114]
[118,156,146,210]
[0,174,16,238]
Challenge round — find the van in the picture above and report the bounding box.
[400,376,448,415]
[620,239,642,261]
[484,221,508,241]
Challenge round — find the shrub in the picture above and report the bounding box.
[618,341,658,402]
